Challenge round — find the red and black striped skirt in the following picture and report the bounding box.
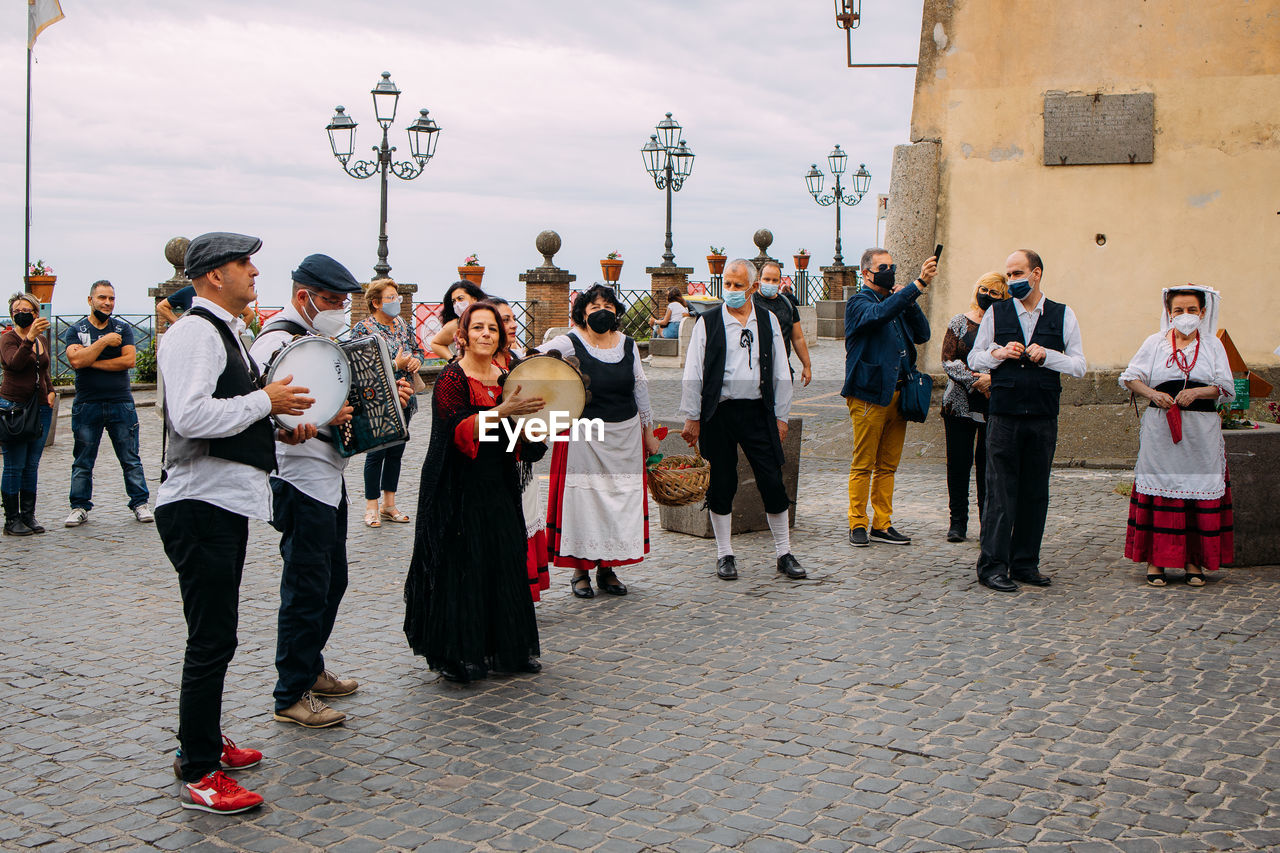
[1124,479,1234,570]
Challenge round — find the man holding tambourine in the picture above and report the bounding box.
[249,254,411,730]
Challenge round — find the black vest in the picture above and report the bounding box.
[700,306,784,464]
[988,298,1067,418]
[572,333,639,423]
[166,307,276,473]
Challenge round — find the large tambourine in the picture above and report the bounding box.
[261,336,351,430]
[503,351,589,435]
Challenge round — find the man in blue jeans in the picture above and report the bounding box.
[63,280,153,526]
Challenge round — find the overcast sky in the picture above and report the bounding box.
[3,1,925,315]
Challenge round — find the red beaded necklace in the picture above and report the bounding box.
[1167,329,1200,377]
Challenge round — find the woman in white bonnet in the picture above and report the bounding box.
[1119,285,1234,587]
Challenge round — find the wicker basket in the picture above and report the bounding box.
[648,448,711,507]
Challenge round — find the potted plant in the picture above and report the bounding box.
[600,250,623,283]
[793,248,810,271]
[707,245,726,276]
[457,253,485,285]
[25,260,56,304]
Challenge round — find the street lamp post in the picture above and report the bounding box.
[641,113,695,268]
[805,145,871,267]
[326,72,440,279]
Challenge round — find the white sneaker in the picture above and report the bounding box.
[64,508,88,527]
[132,504,155,523]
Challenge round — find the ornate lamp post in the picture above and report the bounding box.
[326,72,440,279]
[641,113,695,268]
[805,145,871,267]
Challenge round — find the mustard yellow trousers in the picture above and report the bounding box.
[846,392,907,531]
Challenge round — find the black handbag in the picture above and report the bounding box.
[0,390,43,444]
[898,369,933,423]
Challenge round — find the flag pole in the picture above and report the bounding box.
[25,45,33,281]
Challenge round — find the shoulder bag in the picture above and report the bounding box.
[0,389,44,444]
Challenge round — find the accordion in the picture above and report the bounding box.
[335,334,409,457]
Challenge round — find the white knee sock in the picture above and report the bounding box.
[710,512,733,559]
[767,511,791,558]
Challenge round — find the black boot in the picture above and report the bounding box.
[18,491,44,534]
[2,492,33,536]
[946,521,966,542]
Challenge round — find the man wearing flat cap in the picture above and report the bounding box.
[157,232,315,815]
[250,254,412,730]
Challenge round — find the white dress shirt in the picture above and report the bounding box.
[679,304,793,421]
[249,304,349,508]
[968,293,1087,378]
[156,296,273,521]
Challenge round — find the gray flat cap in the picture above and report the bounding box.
[185,232,262,279]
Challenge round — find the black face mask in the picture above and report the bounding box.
[12,312,34,329]
[92,308,112,323]
[869,265,896,290]
[976,293,997,311]
[586,309,618,333]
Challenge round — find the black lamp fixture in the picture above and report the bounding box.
[641,113,696,268]
[805,145,871,267]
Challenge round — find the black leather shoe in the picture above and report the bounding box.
[571,572,595,599]
[870,526,911,545]
[440,662,486,683]
[716,556,738,580]
[849,527,870,547]
[776,554,806,579]
[946,524,966,542]
[596,569,628,596]
[979,574,1018,592]
[1011,571,1052,587]
[515,658,542,674]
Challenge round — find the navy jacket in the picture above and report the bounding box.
[840,282,931,406]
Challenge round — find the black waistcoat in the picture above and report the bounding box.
[167,307,276,472]
[699,305,784,464]
[572,333,639,423]
[988,298,1067,418]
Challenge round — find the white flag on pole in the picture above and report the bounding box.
[28,0,65,49]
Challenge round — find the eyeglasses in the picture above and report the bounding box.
[739,327,754,369]
[871,263,896,274]
[307,290,349,309]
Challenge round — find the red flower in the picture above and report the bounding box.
[652,426,669,440]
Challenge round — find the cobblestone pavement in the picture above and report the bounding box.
[3,368,1279,852]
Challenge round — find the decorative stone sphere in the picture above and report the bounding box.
[536,230,562,267]
[165,237,190,271]
[753,229,774,252]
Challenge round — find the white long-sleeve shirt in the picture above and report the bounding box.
[539,330,653,427]
[679,305,793,421]
[156,296,273,521]
[968,294,1087,378]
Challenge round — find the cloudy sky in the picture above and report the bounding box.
[4,1,925,315]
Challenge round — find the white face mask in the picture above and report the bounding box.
[380,295,402,316]
[305,292,347,337]
[453,299,469,315]
[1171,313,1201,335]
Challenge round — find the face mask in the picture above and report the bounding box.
[93,308,112,323]
[380,296,402,316]
[453,299,469,316]
[759,284,779,298]
[1008,278,1032,299]
[306,293,347,337]
[1171,313,1201,335]
[870,267,896,289]
[723,290,748,309]
[976,293,996,311]
[12,311,34,329]
[586,309,618,333]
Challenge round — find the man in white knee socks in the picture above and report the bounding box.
[679,259,803,580]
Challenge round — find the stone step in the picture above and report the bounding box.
[815,300,845,320]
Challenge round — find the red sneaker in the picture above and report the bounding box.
[219,735,262,771]
[180,770,264,814]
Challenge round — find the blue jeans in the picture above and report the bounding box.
[69,400,149,511]
[659,320,681,339]
[0,403,53,494]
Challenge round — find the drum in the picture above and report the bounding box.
[261,336,351,430]
[505,352,588,436]
[335,334,409,457]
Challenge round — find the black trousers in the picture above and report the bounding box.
[943,413,986,530]
[976,415,1058,581]
[270,478,349,712]
[156,499,248,783]
[702,399,789,516]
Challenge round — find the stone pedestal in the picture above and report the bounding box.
[819,264,860,301]
[1224,422,1280,567]
[350,280,419,332]
[796,304,817,344]
[521,231,577,351]
[816,300,845,340]
[654,416,802,537]
[647,266,693,320]
[149,237,192,336]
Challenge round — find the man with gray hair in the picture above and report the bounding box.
[840,247,936,547]
[680,258,803,581]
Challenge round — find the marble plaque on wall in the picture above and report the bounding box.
[1043,93,1154,166]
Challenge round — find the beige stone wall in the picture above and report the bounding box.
[907,0,1280,369]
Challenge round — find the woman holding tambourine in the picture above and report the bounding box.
[538,284,660,600]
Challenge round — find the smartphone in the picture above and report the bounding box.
[933,243,944,263]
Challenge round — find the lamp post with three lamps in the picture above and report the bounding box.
[640,113,695,269]
[805,144,871,268]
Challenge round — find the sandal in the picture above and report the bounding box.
[364,509,381,528]
[1145,571,1166,587]
[596,568,628,596]
[1186,569,1206,587]
[381,507,410,523]
[571,572,595,599]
